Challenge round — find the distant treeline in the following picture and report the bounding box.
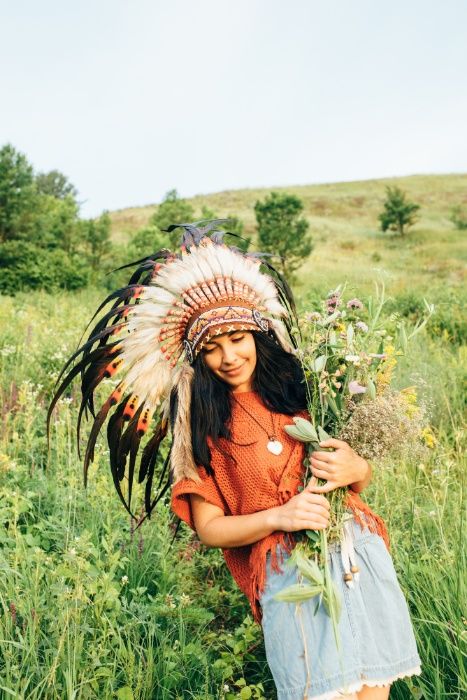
[0,144,317,294]
[1,143,465,296]
[0,144,113,293]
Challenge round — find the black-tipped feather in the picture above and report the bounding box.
[146,448,173,522]
[134,456,172,530]
[138,418,168,483]
[85,306,132,349]
[77,285,146,346]
[127,431,141,511]
[47,342,119,439]
[106,399,138,518]
[116,405,144,481]
[77,347,123,445]
[83,395,116,486]
[107,399,128,473]
[111,249,171,275]
[56,333,123,388]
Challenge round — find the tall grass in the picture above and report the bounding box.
[0,289,465,699]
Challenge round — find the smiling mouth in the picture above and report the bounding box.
[222,364,245,376]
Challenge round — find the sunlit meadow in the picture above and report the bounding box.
[1,177,466,699]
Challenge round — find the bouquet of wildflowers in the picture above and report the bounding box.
[275,282,434,644]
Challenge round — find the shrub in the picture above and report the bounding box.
[385,290,466,345]
[0,241,89,294]
[449,205,467,231]
[378,186,420,236]
[255,192,312,280]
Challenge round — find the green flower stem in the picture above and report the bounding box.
[320,527,341,651]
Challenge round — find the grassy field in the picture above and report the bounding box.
[0,175,466,698]
[109,173,466,291]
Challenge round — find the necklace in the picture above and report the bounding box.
[232,396,284,455]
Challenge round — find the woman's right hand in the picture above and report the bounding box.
[273,478,330,532]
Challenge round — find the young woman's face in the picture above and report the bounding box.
[201,330,257,393]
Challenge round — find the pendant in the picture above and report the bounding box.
[267,439,283,455]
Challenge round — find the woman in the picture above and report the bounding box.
[51,220,421,699]
[171,328,421,700]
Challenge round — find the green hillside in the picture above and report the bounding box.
[109,173,467,296]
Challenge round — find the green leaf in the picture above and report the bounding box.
[283,425,310,442]
[294,554,324,585]
[311,355,327,372]
[322,580,342,621]
[274,583,323,602]
[305,529,320,543]
[116,687,134,700]
[366,377,376,400]
[293,417,319,441]
[399,323,408,353]
[240,687,252,699]
[326,395,340,417]
[317,425,331,442]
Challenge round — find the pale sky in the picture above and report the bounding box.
[1,0,466,217]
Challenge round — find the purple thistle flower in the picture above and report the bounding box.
[348,380,367,394]
[347,298,364,310]
[326,295,341,314]
[355,321,369,332]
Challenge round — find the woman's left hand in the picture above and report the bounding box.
[307,438,370,493]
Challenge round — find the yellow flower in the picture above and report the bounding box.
[375,355,397,394]
[399,386,421,417]
[421,426,437,449]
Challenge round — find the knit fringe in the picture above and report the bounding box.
[249,531,296,623]
[249,491,390,623]
[345,490,390,551]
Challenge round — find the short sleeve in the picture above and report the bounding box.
[171,466,228,531]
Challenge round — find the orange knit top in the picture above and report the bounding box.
[171,391,389,623]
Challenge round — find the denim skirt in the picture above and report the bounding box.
[260,520,421,700]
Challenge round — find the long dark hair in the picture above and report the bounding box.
[189,330,307,473]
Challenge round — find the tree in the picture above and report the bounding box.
[36,169,78,200]
[0,240,89,294]
[151,189,195,246]
[129,225,170,258]
[378,186,420,236]
[0,144,37,242]
[82,211,112,274]
[449,205,467,231]
[34,195,81,252]
[254,192,312,279]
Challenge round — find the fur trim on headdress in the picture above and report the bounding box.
[169,365,200,484]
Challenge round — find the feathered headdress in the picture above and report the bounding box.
[48,220,297,520]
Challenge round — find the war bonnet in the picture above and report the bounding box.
[48,220,296,519]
